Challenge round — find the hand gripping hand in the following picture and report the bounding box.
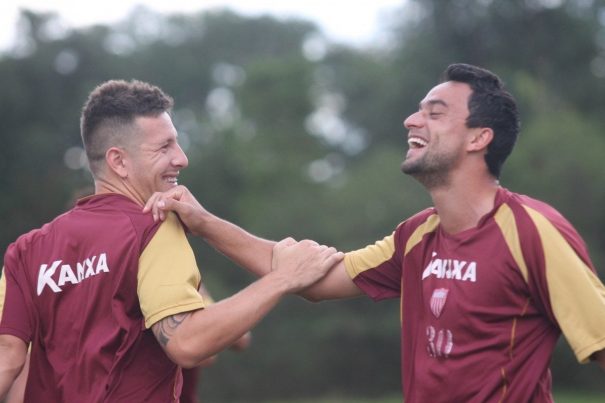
[270,238,344,293]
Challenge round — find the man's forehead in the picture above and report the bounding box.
[130,113,178,148]
[420,81,471,108]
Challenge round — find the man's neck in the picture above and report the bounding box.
[429,176,500,235]
[94,178,145,207]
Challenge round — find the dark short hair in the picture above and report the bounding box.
[80,79,174,175]
[441,63,520,178]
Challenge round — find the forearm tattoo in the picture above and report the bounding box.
[152,312,191,347]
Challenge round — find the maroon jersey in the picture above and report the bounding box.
[0,193,205,402]
[345,187,605,402]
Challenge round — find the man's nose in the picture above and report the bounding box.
[403,110,423,130]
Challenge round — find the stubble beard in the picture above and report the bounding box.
[401,150,454,190]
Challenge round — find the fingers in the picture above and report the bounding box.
[274,238,335,258]
[306,245,343,273]
[271,237,343,292]
[142,186,187,221]
[319,247,345,268]
[142,192,161,214]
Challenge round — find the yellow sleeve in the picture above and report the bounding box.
[138,213,207,328]
[345,215,440,280]
[526,206,605,363]
[0,268,5,320]
[344,233,396,279]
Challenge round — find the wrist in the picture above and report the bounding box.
[189,211,214,237]
[262,270,293,296]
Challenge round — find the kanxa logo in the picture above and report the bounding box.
[37,253,110,295]
[422,252,477,283]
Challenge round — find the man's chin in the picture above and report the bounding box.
[401,160,419,175]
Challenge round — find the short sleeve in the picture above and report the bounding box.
[524,206,605,363]
[137,213,207,328]
[344,232,402,301]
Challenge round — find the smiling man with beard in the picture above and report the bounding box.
[143,63,605,402]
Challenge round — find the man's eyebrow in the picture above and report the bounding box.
[419,99,448,109]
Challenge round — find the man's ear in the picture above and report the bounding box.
[467,127,494,152]
[105,147,129,179]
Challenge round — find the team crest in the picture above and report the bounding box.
[430,288,449,318]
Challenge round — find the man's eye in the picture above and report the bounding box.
[429,112,442,118]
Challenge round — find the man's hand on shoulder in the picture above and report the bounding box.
[143,186,209,236]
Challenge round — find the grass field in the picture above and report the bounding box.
[254,390,605,403]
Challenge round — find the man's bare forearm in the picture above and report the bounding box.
[154,272,289,368]
[198,213,274,277]
[144,187,275,277]
[152,239,344,368]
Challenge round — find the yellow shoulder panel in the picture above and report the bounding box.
[344,214,440,279]
[138,213,206,328]
[525,205,605,363]
[493,204,529,283]
[404,214,440,256]
[344,233,396,279]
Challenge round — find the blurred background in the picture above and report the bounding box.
[1,0,605,401]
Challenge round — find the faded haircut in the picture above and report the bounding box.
[80,79,174,176]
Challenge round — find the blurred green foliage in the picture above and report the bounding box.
[1,0,605,401]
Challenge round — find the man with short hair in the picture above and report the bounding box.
[0,79,343,402]
[145,64,605,402]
